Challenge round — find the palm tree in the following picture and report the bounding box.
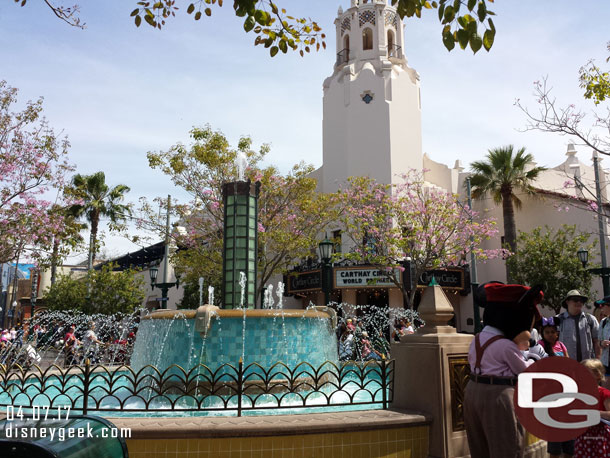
[67,172,131,269]
[469,145,546,282]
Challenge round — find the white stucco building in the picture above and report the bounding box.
[285,0,610,333]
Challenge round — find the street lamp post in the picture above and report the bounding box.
[149,266,181,310]
[318,237,334,306]
[10,301,17,327]
[30,268,39,319]
[592,153,610,296]
[577,248,610,294]
[466,177,482,333]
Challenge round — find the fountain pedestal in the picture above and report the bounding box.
[391,284,472,458]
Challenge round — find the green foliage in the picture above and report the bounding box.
[176,280,207,309]
[470,145,545,242]
[580,58,610,105]
[506,225,597,313]
[21,0,498,55]
[65,171,132,265]
[43,263,146,314]
[129,0,326,58]
[469,145,545,281]
[36,204,86,275]
[470,146,545,210]
[430,0,495,53]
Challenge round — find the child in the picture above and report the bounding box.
[574,359,610,457]
[539,316,569,358]
[538,317,572,458]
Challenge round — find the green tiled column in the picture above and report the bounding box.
[221,180,260,309]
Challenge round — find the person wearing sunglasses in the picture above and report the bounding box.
[556,290,601,362]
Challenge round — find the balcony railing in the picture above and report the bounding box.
[336,48,350,66]
[388,44,402,59]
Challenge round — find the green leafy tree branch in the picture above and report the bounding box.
[43,263,146,314]
[506,225,597,314]
[16,0,498,55]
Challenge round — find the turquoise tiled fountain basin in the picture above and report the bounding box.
[130,309,338,374]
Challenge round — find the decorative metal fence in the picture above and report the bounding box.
[0,359,394,417]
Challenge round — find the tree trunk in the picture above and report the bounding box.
[50,237,59,286]
[501,189,517,283]
[403,287,413,309]
[90,211,100,266]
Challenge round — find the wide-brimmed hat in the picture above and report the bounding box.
[563,289,588,307]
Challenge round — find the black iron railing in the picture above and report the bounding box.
[0,359,394,417]
[388,44,402,58]
[336,48,350,66]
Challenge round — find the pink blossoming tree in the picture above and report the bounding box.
[0,80,75,265]
[338,171,505,308]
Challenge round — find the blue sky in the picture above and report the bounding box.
[1,1,609,260]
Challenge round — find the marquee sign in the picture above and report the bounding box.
[417,268,465,290]
[284,266,467,295]
[334,267,402,289]
[285,270,321,294]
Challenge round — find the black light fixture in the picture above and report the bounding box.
[577,249,589,268]
[318,237,333,263]
[318,236,334,306]
[149,266,159,288]
[149,264,181,309]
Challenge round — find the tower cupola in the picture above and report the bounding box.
[334,0,406,68]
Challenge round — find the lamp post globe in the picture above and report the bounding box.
[149,266,159,287]
[318,238,333,263]
[577,249,589,268]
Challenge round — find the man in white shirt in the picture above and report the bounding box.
[83,322,104,363]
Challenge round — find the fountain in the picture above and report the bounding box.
[128,156,339,379]
[0,153,428,458]
[0,155,407,419]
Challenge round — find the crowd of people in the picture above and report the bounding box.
[465,285,610,458]
[60,321,137,367]
[0,325,23,349]
[0,319,138,369]
[337,318,392,361]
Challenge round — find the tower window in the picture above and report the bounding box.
[387,30,396,57]
[344,35,350,61]
[362,28,373,50]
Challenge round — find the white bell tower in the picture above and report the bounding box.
[321,0,423,193]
